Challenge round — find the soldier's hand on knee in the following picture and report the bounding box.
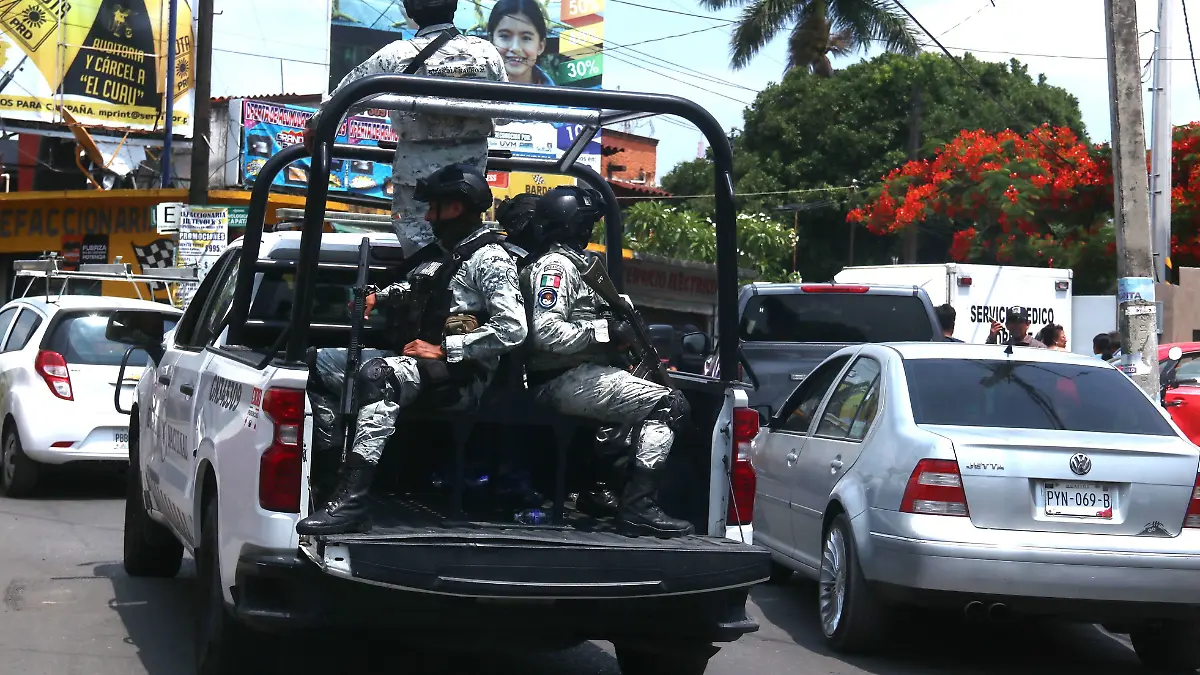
[402,339,445,360]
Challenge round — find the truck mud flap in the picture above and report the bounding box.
[302,530,771,599]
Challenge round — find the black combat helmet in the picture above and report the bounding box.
[533,185,606,249]
[403,0,458,12]
[413,164,493,214]
[496,192,541,250]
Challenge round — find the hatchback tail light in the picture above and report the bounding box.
[727,407,759,526]
[259,387,305,513]
[900,459,969,517]
[35,350,73,400]
[1185,474,1200,528]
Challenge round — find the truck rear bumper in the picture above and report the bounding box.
[233,543,765,646]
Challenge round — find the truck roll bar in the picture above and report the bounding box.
[238,75,738,382]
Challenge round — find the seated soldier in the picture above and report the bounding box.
[298,164,528,536]
[519,185,694,538]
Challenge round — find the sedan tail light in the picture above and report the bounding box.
[35,350,73,400]
[727,408,759,526]
[1185,474,1200,528]
[259,387,305,513]
[900,459,969,517]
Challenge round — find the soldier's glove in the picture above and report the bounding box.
[607,319,637,348]
[445,314,480,336]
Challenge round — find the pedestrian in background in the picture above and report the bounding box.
[1093,333,1116,360]
[1038,323,1068,351]
[986,307,1047,348]
[935,303,963,342]
[1108,330,1124,358]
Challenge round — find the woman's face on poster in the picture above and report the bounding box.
[492,13,545,82]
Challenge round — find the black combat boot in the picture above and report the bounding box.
[296,453,375,535]
[576,483,620,519]
[616,466,695,538]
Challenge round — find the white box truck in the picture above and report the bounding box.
[834,263,1074,348]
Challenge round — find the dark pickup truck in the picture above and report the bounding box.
[698,282,942,411]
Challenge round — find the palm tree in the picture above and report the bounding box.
[699,0,922,75]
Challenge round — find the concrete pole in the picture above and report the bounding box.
[188,0,215,205]
[1149,0,1173,282]
[1105,0,1161,398]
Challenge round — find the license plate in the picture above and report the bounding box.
[1041,481,1115,519]
[115,431,129,451]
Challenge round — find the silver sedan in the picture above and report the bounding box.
[750,342,1200,670]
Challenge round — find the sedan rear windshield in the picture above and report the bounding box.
[740,293,934,343]
[44,310,179,367]
[904,359,1176,436]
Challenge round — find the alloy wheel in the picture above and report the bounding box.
[819,525,848,637]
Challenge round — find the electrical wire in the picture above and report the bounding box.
[621,185,857,200]
[937,0,996,38]
[890,0,1076,168]
[1184,0,1200,101]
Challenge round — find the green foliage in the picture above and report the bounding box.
[595,201,798,281]
[659,52,1088,280]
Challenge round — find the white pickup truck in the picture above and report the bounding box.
[105,76,772,675]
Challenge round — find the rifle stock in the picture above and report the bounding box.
[341,237,372,460]
[563,249,672,386]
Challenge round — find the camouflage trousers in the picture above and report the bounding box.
[311,348,485,464]
[532,364,675,471]
[392,139,489,257]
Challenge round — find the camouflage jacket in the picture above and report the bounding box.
[520,245,617,373]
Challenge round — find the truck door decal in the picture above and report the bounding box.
[207,375,245,411]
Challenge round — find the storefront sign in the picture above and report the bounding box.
[622,257,719,314]
[174,205,229,308]
[0,0,195,134]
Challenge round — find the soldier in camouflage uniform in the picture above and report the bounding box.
[298,164,528,536]
[520,186,695,538]
[305,0,508,257]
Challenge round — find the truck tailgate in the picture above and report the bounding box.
[303,500,770,599]
[742,341,845,410]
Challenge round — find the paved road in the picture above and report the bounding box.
[0,469,1151,675]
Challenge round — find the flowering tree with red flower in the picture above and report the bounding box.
[847,125,1122,290]
[1169,122,1200,268]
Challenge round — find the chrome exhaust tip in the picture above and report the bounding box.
[963,600,986,621]
[987,602,1010,621]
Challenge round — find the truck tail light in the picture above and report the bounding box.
[259,387,305,513]
[1185,474,1200,528]
[35,350,73,400]
[728,408,759,526]
[900,459,969,517]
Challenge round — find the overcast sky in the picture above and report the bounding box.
[599,0,1199,183]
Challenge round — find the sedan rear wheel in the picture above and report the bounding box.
[819,513,889,654]
[2,428,38,498]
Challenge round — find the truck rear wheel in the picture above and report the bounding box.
[195,497,260,675]
[614,644,716,675]
[123,419,183,578]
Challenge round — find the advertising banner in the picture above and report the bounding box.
[0,0,195,134]
[174,205,228,308]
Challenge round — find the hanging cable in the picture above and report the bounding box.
[1184,0,1200,100]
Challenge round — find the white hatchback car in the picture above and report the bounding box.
[0,295,180,496]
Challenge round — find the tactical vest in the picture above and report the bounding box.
[415,230,506,344]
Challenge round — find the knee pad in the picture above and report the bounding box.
[645,390,689,430]
[356,357,396,406]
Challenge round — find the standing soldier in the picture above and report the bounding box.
[305,0,508,256]
[520,186,695,538]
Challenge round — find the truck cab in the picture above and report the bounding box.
[107,75,770,675]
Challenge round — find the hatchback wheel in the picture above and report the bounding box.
[2,428,38,498]
[1131,621,1200,672]
[819,513,889,653]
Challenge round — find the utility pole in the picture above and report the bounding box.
[161,0,179,188]
[903,83,923,263]
[188,0,216,205]
[1149,0,1174,283]
[1105,0,1161,397]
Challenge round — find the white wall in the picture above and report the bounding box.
[209,0,332,98]
[1072,295,1116,355]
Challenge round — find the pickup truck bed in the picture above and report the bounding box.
[303,496,766,599]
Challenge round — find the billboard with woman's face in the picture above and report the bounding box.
[330,0,603,90]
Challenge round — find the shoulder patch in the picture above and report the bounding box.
[537,287,559,309]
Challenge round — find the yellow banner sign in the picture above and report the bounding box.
[0,0,194,133]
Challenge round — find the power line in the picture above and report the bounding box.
[623,186,856,200]
[937,0,996,38]
[609,0,735,23]
[890,0,1075,168]
[1184,0,1200,100]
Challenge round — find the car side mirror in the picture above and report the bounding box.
[106,310,166,365]
[682,331,714,356]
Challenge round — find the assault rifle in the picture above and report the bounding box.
[341,237,372,460]
[559,247,671,386]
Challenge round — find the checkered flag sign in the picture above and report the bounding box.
[132,238,177,290]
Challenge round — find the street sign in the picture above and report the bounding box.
[155,202,185,234]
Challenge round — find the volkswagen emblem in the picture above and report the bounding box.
[1069,453,1092,476]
